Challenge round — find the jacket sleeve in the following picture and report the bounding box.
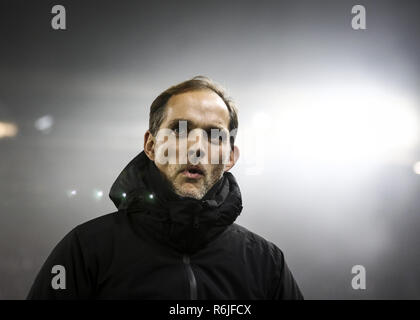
[269,246,304,300]
[26,227,95,299]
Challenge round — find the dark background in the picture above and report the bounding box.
[1,0,420,299]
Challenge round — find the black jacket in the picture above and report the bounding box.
[27,151,304,299]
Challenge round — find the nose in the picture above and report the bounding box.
[185,128,208,164]
[188,145,206,162]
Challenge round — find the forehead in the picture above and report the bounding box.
[161,89,230,129]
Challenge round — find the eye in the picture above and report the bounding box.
[173,127,188,136]
[210,131,227,144]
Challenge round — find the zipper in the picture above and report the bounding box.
[183,255,198,300]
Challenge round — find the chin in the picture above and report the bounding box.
[177,187,204,200]
[181,189,200,198]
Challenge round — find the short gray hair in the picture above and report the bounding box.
[148,76,239,149]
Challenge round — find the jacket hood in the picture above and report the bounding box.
[109,151,243,253]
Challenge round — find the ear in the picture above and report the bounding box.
[224,145,240,172]
[144,130,155,161]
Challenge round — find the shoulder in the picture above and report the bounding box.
[74,212,119,235]
[229,223,282,248]
[67,212,126,272]
[70,211,125,254]
[227,223,285,260]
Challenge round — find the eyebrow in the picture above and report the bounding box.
[166,118,227,132]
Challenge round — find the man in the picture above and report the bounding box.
[27,76,304,299]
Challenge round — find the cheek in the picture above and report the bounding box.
[220,144,231,165]
[209,143,230,165]
[167,164,181,179]
[207,145,223,164]
[155,140,178,164]
[207,164,224,178]
[155,163,167,176]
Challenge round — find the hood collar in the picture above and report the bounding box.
[109,151,243,253]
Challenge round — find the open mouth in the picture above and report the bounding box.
[182,166,204,179]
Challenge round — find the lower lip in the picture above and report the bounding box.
[182,170,203,179]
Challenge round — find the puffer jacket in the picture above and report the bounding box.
[27,151,304,299]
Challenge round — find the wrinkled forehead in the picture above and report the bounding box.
[161,89,230,131]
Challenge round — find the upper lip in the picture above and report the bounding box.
[182,165,205,175]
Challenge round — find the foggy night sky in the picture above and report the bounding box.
[1,0,420,299]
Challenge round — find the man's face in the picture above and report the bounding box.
[147,89,233,200]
